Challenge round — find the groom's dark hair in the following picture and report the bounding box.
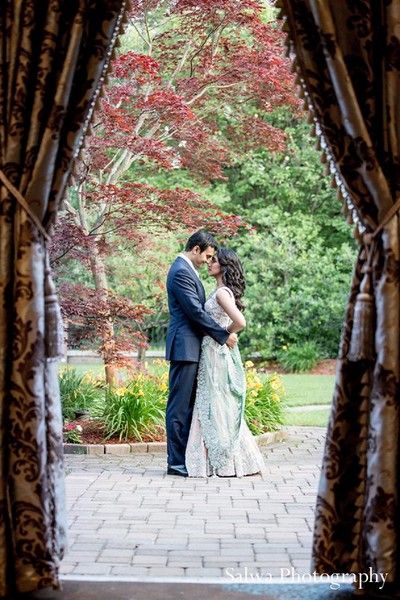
[185,230,218,252]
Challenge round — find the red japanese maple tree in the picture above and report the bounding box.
[53,1,298,383]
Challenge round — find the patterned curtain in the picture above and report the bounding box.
[277,0,400,586]
[0,1,128,595]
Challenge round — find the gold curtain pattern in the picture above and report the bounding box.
[0,1,127,595]
[278,0,400,585]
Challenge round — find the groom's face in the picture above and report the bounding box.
[192,245,215,269]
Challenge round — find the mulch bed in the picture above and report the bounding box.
[308,359,336,375]
[66,419,166,445]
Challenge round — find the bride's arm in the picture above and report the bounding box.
[215,288,246,333]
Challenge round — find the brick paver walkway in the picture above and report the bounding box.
[61,427,326,580]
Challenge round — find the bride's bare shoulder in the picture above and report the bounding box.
[216,286,234,301]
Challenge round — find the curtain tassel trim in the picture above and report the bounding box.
[45,263,65,362]
[0,169,64,360]
[347,263,375,361]
[348,194,400,361]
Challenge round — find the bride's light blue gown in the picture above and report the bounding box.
[185,287,267,477]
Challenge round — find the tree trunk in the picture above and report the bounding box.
[89,244,117,386]
[137,344,146,362]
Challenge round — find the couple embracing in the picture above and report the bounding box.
[165,230,266,478]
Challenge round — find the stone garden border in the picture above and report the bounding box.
[63,429,288,455]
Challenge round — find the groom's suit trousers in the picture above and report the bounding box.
[166,361,199,467]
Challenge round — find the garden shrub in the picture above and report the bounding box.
[276,341,321,373]
[244,362,285,434]
[59,367,104,420]
[93,371,167,441]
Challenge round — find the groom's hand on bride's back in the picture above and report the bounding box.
[226,333,238,348]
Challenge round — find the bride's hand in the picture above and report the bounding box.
[226,333,238,349]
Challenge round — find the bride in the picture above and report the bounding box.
[185,247,267,478]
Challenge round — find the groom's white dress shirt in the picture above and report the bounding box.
[178,253,200,279]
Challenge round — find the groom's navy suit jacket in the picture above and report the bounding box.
[166,257,229,362]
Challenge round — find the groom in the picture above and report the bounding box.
[165,230,237,477]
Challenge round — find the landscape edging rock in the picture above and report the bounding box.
[64,429,288,455]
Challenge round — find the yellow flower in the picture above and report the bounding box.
[159,383,168,392]
[137,389,144,397]
[245,360,254,368]
[251,390,258,398]
[249,371,262,385]
[115,387,126,396]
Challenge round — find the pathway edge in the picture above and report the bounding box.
[63,429,289,455]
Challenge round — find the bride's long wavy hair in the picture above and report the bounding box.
[217,247,246,312]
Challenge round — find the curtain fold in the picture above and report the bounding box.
[0,1,127,595]
[278,0,400,584]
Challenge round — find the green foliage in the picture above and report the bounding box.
[216,110,356,359]
[59,367,104,420]
[276,341,321,373]
[244,363,285,434]
[233,219,352,358]
[59,103,356,362]
[93,373,167,441]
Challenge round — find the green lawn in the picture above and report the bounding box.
[280,374,335,407]
[62,361,168,380]
[60,363,105,377]
[274,373,334,428]
[283,407,330,427]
